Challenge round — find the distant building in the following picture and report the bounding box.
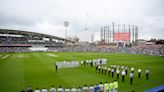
[79,41,90,46]
[145,41,156,45]
[66,36,79,46]
[137,39,146,45]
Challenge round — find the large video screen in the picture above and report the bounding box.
[114,32,130,41]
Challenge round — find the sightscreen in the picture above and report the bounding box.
[114,32,130,41]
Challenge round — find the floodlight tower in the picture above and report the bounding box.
[64,21,69,39]
[64,21,69,46]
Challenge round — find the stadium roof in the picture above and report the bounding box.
[0,29,74,42]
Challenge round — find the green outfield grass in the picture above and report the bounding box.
[0,52,164,92]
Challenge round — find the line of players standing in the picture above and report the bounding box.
[95,64,150,85]
[80,59,150,85]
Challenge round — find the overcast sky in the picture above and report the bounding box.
[0,0,164,42]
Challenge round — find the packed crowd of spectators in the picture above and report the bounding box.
[0,38,163,56]
[109,45,164,56]
[55,45,98,52]
[132,45,164,55]
[0,47,30,52]
[0,37,28,44]
[0,45,163,56]
[51,45,164,56]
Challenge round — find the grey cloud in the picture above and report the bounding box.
[0,0,164,41]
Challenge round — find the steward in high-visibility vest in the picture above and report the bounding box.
[109,82,114,92]
[104,81,109,92]
[113,80,118,92]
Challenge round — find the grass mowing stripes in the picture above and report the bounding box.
[0,52,163,92]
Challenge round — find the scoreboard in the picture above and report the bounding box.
[114,32,130,41]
